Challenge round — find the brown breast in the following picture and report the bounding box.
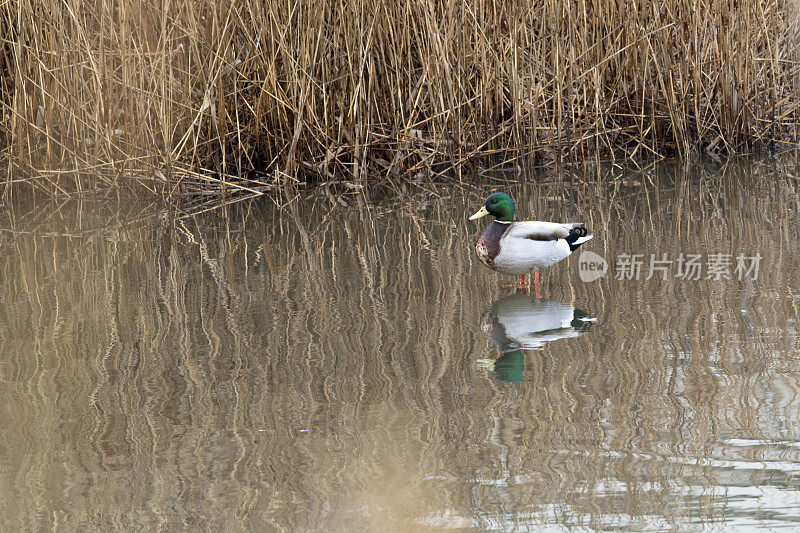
[476,221,511,270]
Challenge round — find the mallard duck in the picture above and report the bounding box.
[468,192,593,295]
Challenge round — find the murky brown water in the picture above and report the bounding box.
[1,158,800,530]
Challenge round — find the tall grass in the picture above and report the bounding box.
[2,0,800,198]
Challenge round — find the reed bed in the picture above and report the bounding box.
[2,0,800,199]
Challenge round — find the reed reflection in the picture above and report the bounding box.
[1,158,800,530]
[477,294,595,383]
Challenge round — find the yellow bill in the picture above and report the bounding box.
[469,206,489,220]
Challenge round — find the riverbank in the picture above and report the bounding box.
[2,0,800,200]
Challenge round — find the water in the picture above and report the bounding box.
[1,158,800,530]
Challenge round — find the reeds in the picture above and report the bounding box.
[2,0,800,199]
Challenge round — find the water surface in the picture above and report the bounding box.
[1,159,800,530]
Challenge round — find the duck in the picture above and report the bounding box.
[468,192,593,296]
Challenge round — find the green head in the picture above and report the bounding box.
[469,192,515,222]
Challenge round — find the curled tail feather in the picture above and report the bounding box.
[565,225,593,252]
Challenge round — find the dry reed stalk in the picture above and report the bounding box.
[1,0,800,200]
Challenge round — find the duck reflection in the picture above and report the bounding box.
[477,294,595,384]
